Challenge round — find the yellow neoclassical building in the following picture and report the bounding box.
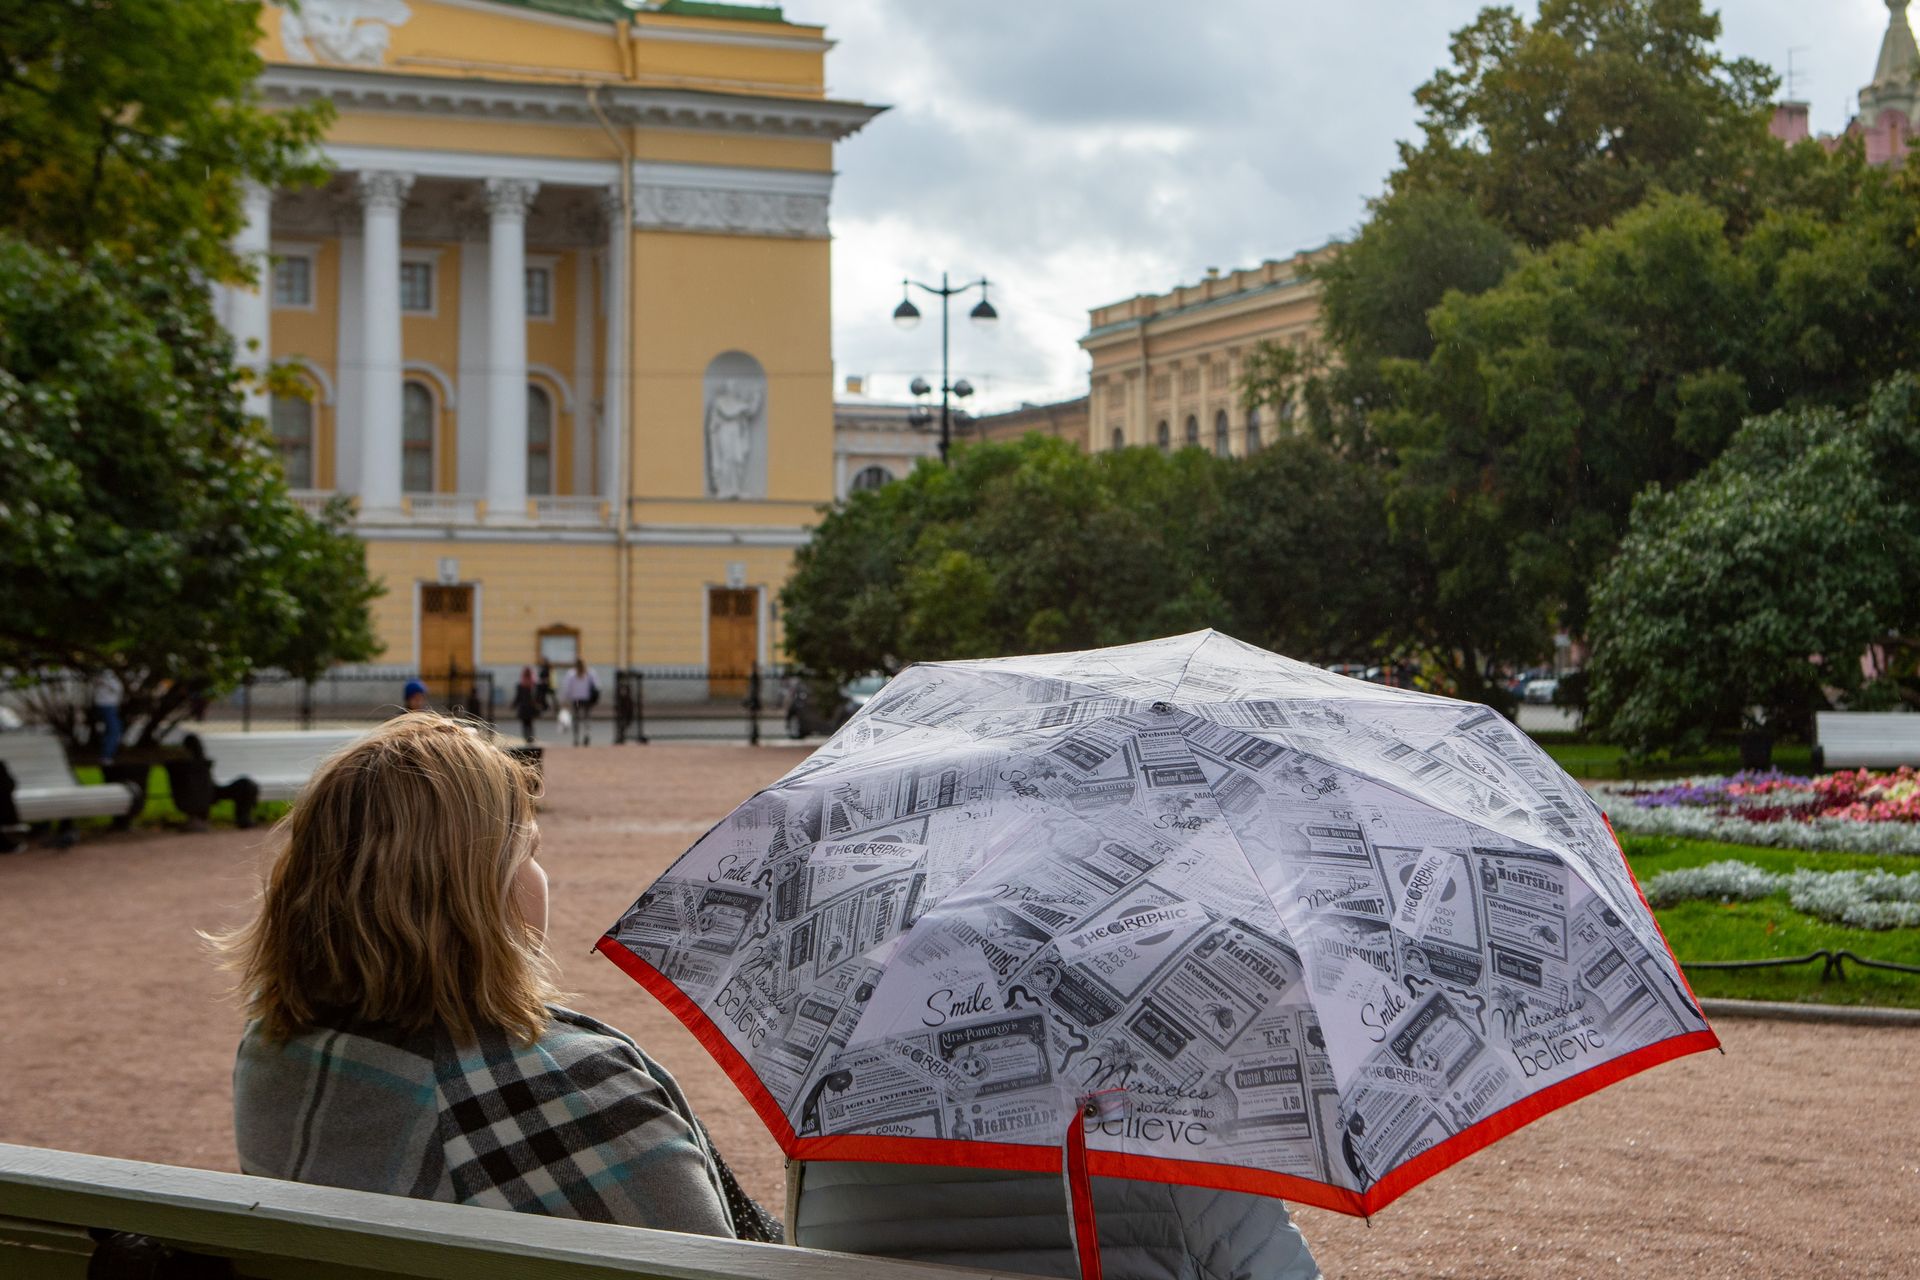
[225,0,880,684]
[1080,245,1338,456]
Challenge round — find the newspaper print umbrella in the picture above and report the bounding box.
[597,631,1717,1237]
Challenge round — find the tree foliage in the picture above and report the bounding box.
[0,240,381,747]
[0,0,328,284]
[1586,378,1920,755]
[0,3,374,750]
[1391,0,1780,249]
[779,437,1402,683]
[1237,0,1920,708]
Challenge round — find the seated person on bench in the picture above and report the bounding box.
[210,715,774,1238]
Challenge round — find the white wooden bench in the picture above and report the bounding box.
[178,730,368,827]
[1813,711,1920,770]
[0,1143,977,1280]
[0,732,141,849]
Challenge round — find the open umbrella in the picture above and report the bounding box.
[597,632,1715,1265]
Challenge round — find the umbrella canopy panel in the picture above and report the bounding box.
[599,632,1716,1217]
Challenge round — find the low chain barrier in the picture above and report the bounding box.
[1682,949,1920,981]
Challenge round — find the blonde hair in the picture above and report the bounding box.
[211,714,557,1045]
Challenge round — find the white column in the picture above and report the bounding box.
[484,178,540,517]
[599,184,627,504]
[357,170,413,512]
[231,184,273,421]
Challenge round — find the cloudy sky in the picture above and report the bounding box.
[797,0,1896,413]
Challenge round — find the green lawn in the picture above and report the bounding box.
[1622,833,1920,1008]
[1539,738,1814,781]
[69,763,289,830]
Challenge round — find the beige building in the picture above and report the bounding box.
[224,0,881,689]
[1080,244,1338,456]
[967,396,1090,449]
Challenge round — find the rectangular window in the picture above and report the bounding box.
[400,261,434,313]
[272,256,312,308]
[525,265,552,319]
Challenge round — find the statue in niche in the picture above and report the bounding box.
[703,352,768,499]
[279,0,412,67]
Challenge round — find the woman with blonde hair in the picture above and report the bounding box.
[212,714,774,1237]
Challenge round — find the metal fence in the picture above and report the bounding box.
[189,665,498,731]
[614,665,816,745]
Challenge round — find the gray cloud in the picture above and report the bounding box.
[806,0,1892,410]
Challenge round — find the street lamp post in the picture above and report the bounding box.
[892,271,997,464]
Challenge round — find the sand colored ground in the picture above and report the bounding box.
[1,744,1914,1278]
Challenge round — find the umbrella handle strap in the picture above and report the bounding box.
[1062,1104,1102,1280]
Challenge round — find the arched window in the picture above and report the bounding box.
[1184,415,1199,448]
[1111,427,1125,452]
[1247,406,1262,456]
[402,380,435,494]
[850,464,893,492]
[1214,409,1230,458]
[527,384,554,497]
[270,392,314,489]
[1155,420,1170,451]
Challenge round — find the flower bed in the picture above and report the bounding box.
[1591,768,1920,856]
[1643,859,1920,929]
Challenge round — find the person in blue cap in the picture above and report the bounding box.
[402,679,429,714]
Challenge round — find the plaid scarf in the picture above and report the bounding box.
[235,1005,781,1241]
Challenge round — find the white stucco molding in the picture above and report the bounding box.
[630,162,833,239]
[324,143,619,188]
[401,359,457,409]
[526,363,576,413]
[261,66,884,143]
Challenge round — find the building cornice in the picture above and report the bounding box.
[630,17,834,53]
[1080,274,1324,350]
[260,65,884,142]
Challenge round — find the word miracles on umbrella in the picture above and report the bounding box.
[596,631,1717,1224]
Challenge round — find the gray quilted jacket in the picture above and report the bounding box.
[791,1161,1320,1280]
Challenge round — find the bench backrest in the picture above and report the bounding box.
[0,732,83,790]
[1815,712,1920,768]
[0,1143,977,1280]
[188,731,369,785]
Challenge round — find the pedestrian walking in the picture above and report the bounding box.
[561,660,597,746]
[512,667,541,745]
[401,678,429,714]
[90,669,124,766]
[536,660,555,714]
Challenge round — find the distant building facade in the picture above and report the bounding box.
[1770,1,1920,166]
[831,384,940,498]
[1079,246,1338,457]
[966,396,1090,449]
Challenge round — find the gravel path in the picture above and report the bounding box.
[1,745,1913,1277]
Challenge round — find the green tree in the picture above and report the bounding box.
[0,0,327,284]
[781,436,1403,682]
[1392,0,1780,250]
[0,2,377,749]
[0,241,380,748]
[1586,378,1920,756]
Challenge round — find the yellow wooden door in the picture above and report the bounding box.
[420,585,474,700]
[707,588,757,699]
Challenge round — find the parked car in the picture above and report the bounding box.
[1522,677,1561,705]
[786,673,888,738]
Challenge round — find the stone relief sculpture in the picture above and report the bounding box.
[703,352,769,500]
[279,0,412,67]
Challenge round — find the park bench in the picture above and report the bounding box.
[1812,711,1920,770]
[0,732,142,850]
[0,1142,972,1280]
[177,730,368,827]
